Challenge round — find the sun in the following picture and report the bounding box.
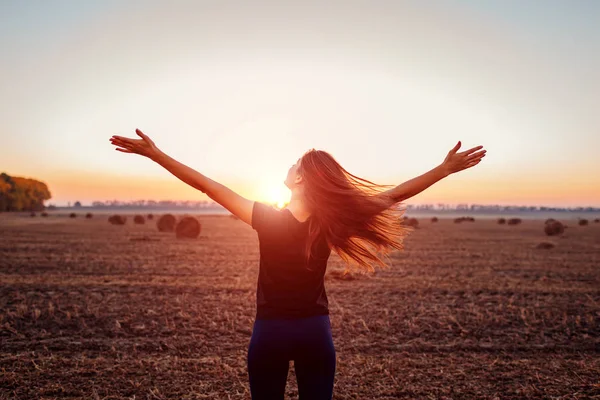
[265,183,290,209]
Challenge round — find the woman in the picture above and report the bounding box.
[110,129,486,399]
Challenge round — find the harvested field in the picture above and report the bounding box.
[1,214,599,399]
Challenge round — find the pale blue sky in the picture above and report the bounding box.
[1,0,599,206]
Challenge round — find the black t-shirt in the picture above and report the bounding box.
[252,201,332,320]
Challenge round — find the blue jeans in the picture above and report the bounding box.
[247,314,336,400]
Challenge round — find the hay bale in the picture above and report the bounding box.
[157,214,177,232]
[545,218,557,225]
[85,213,93,219]
[578,219,588,226]
[30,212,36,217]
[497,218,506,224]
[147,214,154,220]
[544,221,564,236]
[175,216,201,239]
[327,269,359,281]
[108,215,126,225]
[594,218,599,223]
[41,212,48,217]
[404,217,419,228]
[536,242,555,250]
[431,217,438,223]
[507,218,522,225]
[69,213,77,218]
[454,216,475,223]
[134,215,146,224]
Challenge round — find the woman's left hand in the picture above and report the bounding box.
[110,129,161,160]
[441,141,486,175]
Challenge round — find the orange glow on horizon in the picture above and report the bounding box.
[37,167,600,208]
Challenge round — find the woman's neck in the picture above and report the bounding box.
[286,191,311,222]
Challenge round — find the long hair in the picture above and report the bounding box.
[298,149,413,273]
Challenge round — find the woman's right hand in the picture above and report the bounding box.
[110,129,162,160]
[441,141,486,175]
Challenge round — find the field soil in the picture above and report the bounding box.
[1,213,599,399]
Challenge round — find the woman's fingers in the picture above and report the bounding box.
[466,149,486,161]
[465,159,481,169]
[458,145,484,156]
[115,147,133,153]
[449,141,462,154]
[111,135,134,144]
[111,140,131,150]
[135,128,155,146]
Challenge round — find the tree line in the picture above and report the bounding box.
[0,173,51,212]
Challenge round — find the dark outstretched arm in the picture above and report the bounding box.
[381,164,450,204]
[110,129,255,226]
[377,141,486,206]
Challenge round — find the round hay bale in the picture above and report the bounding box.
[134,215,146,224]
[454,216,475,223]
[403,217,418,228]
[578,219,588,226]
[147,214,154,220]
[157,214,177,232]
[175,216,201,239]
[507,218,522,225]
[30,212,36,217]
[545,218,557,225]
[594,218,599,223]
[108,215,126,225]
[327,269,358,281]
[431,217,438,223]
[497,218,506,224]
[85,213,93,219]
[41,212,48,217]
[69,213,77,218]
[536,242,555,250]
[544,221,564,236]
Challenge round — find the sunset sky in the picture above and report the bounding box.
[1,0,598,207]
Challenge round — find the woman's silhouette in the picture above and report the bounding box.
[110,129,486,399]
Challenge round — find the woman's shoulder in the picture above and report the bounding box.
[252,201,284,233]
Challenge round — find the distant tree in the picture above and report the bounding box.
[74,201,82,207]
[0,173,51,211]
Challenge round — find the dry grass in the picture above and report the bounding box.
[0,214,599,399]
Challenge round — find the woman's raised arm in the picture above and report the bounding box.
[378,141,486,204]
[110,129,254,225]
